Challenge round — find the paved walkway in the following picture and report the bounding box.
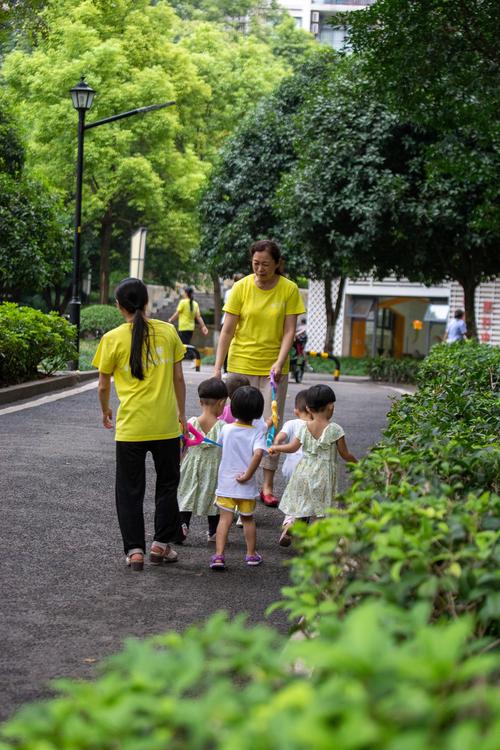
[0,368,404,721]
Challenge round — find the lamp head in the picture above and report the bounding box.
[70,77,95,111]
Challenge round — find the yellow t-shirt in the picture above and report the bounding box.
[177,298,200,331]
[223,274,306,376]
[92,319,186,442]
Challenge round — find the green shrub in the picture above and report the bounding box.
[0,303,76,385]
[368,355,421,383]
[2,605,498,750]
[276,342,500,636]
[79,305,123,338]
[308,355,370,376]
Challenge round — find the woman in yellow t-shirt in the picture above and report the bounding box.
[92,278,189,572]
[168,287,208,346]
[214,240,306,507]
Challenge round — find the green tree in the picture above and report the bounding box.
[3,0,290,302]
[339,0,500,336]
[0,107,70,305]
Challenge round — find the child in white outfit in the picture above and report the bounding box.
[273,390,309,546]
[211,386,268,570]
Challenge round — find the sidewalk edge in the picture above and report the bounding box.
[0,371,98,406]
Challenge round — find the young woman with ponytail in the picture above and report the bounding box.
[168,286,208,345]
[93,278,189,571]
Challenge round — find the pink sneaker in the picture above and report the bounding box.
[210,554,225,570]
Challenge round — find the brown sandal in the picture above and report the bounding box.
[126,548,144,571]
[150,543,178,565]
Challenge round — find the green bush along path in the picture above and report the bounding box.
[0,369,395,727]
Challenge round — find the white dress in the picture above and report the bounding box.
[278,422,345,518]
[178,417,224,516]
[280,418,306,481]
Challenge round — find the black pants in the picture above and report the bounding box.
[115,439,182,554]
[178,330,193,345]
[180,511,219,536]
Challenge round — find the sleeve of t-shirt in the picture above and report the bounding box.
[285,283,306,316]
[223,279,243,316]
[172,329,187,362]
[91,334,115,375]
[281,419,295,442]
[459,320,467,335]
[253,429,268,454]
[176,300,183,313]
[194,301,200,318]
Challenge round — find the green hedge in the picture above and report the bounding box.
[80,305,123,338]
[367,355,422,383]
[0,303,76,386]
[278,342,500,637]
[1,605,498,750]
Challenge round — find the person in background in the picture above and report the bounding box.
[93,278,188,572]
[169,286,208,346]
[445,309,467,342]
[214,239,305,508]
[178,378,228,542]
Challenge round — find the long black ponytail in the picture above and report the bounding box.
[185,286,194,312]
[115,278,151,380]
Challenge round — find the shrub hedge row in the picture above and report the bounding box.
[1,342,498,748]
[0,302,76,386]
[80,305,123,337]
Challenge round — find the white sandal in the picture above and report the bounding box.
[150,542,178,565]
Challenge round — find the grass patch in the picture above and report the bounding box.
[79,339,99,371]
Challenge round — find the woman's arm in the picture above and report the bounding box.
[196,312,208,336]
[236,449,264,483]
[336,436,357,463]
[168,310,179,324]
[269,437,301,455]
[173,361,189,438]
[97,372,113,429]
[271,314,298,380]
[214,313,239,378]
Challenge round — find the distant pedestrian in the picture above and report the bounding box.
[93,278,188,571]
[169,286,208,346]
[210,386,267,570]
[270,385,357,541]
[178,378,228,542]
[445,309,467,342]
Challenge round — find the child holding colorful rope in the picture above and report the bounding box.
[177,378,228,541]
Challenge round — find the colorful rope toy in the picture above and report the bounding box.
[182,423,222,448]
[266,369,279,448]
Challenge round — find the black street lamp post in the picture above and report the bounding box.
[68,78,175,369]
[69,79,95,368]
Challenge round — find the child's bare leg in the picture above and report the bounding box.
[241,514,256,556]
[215,509,233,556]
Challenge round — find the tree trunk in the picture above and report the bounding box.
[459,277,478,340]
[212,271,222,348]
[323,276,345,352]
[99,208,113,305]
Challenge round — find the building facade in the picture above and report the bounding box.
[306,278,500,357]
[278,0,374,50]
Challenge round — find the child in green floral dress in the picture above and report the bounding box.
[269,384,357,537]
[178,378,228,541]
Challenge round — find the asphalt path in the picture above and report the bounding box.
[0,366,403,721]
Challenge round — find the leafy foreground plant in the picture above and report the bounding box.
[0,302,76,386]
[1,605,499,750]
[277,342,500,635]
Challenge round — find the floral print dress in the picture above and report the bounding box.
[178,417,224,516]
[278,422,345,518]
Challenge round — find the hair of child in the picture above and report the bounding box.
[198,377,228,403]
[231,385,264,422]
[295,389,308,412]
[115,277,151,381]
[306,384,336,412]
[224,373,251,398]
